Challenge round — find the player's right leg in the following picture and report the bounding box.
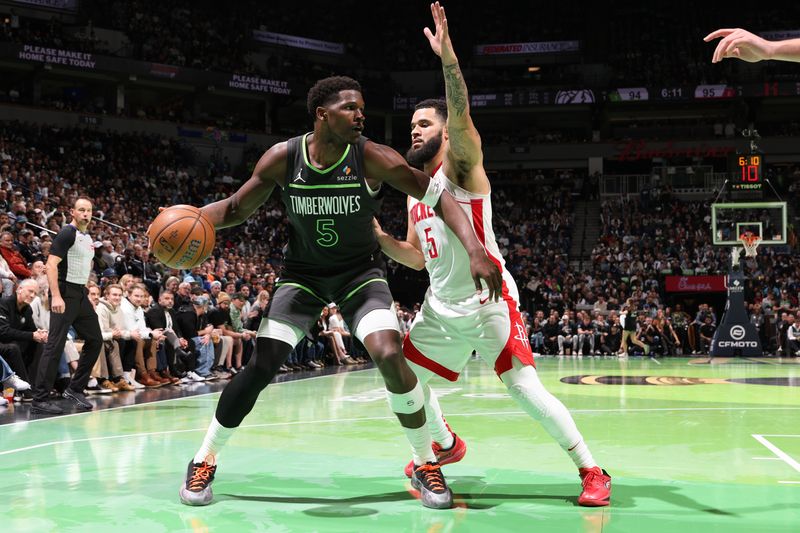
[179,318,301,506]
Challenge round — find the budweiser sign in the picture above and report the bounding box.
[665,275,727,293]
[615,140,736,162]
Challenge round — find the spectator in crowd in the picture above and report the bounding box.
[93,283,134,392]
[173,292,215,382]
[0,231,30,279]
[144,289,188,384]
[786,314,800,357]
[698,315,717,355]
[0,279,46,391]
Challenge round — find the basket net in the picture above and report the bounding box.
[739,231,761,257]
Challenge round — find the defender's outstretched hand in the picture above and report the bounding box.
[704,28,775,63]
[424,2,456,63]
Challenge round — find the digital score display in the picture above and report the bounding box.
[732,154,762,191]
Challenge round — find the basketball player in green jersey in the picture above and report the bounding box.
[178,75,502,509]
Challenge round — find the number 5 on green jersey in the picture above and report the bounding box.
[316,218,339,247]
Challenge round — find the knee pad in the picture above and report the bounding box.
[507,382,551,421]
[386,381,424,414]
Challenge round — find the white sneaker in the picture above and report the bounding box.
[123,371,146,390]
[3,374,30,391]
[188,371,206,382]
[0,397,7,406]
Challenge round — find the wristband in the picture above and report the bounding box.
[420,174,446,208]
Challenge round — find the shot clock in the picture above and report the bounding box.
[731,153,763,191]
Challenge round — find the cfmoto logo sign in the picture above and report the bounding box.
[730,325,746,340]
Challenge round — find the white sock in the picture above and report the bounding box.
[423,385,454,448]
[87,377,98,388]
[194,416,235,464]
[503,363,597,470]
[403,425,436,465]
[566,439,596,470]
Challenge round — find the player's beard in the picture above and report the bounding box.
[405,131,443,169]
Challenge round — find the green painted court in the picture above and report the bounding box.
[2,357,799,532]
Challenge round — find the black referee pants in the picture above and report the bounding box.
[32,282,103,402]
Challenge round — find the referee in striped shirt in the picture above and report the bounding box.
[31,196,104,414]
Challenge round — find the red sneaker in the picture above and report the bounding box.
[404,433,467,478]
[578,466,611,506]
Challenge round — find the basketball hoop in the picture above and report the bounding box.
[739,231,761,257]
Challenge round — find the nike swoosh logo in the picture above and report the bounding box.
[479,297,489,305]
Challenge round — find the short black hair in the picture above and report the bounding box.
[307,76,362,117]
[414,98,448,121]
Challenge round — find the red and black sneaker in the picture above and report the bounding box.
[179,458,218,506]
[578,466,611,507]
[404,433,467,478]
[410,462,453,509]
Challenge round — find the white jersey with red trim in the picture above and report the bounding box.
[407,166,519,311]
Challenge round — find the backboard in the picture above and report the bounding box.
[711,202,787,246]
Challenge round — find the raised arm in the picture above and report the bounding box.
[425,2,482,172]
[372,198,425,271]
[704,28,800,63]
[364,141,501,300]
[200,142,287,229]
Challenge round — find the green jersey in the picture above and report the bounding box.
[281,133,383,275]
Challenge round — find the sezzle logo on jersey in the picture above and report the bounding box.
[336,165,359,182]
[410,202,436,225]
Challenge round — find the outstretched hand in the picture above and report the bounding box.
[423,2,456,63]
[704,28,774,63]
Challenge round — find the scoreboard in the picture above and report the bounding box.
[731,154,763,191]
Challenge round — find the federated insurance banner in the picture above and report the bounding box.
[665,276,728,293]
[474,40,580,55]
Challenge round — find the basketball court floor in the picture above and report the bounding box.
[2,356,798,532]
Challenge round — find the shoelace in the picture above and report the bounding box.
[188,463,216,491]
[416,463,446,492]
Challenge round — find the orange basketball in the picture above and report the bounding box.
[147,205,215,269]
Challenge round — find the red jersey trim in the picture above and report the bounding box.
[403,333,460,382]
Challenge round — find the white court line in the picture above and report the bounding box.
[0,368,376,428]
[752,434,800,474]
[2,407,800,457]
[779,481,800,484]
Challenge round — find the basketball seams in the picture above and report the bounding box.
[165,216,201,267]
[149,206,214,268]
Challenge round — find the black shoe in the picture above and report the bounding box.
[15,389,34,402]
[179,459,217,506]
[31,400,64,415]
[410,462,453,509]
[63,388,93,411]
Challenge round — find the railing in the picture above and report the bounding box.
[601,171,727,196]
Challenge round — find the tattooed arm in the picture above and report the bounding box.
[424,2,482,173]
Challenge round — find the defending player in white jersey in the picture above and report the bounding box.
[373,2,611,506]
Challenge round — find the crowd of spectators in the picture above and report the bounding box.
[0,109,798,412]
